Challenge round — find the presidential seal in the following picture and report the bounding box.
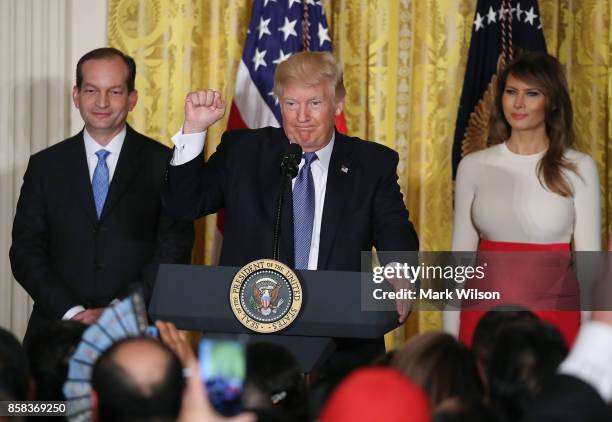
[230,259,303,333]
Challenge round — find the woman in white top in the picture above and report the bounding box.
[452,52,601,346]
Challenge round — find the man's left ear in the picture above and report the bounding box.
[128,89,138,111]
[334,98,344,116]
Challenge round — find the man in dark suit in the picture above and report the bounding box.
[10,48,193,345]
[163,52,418,365]
[164,52,418,270]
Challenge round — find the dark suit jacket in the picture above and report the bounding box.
[163,127,418,270]
[10,125,194,343]
[522,374,612,422]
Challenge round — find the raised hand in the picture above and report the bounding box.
[183,89,226,134]
[155,320,195,366]
[155,320,255,422]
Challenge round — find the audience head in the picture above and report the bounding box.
[472,306,538,390]
[433,397,508,422]
[243,342,308,422]
[0,327,31,401]
[91,336,184,422]
[486,318,567,420]
[320,367,431,422]
[25,320,86,401]
[371,350,395,366]
[391,331,483,406]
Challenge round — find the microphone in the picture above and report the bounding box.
[273,143,302,261]
[280,143,302,179]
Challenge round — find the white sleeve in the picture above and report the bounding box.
[559,321,612,402]
[451,155,480,251]
[63,305,85,320]
[170,129,207,165]
[573,154,601,251]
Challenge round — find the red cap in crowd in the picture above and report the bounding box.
[320,367,431,422]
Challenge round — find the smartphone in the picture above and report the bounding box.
[199,338,245,416]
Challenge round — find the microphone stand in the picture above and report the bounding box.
[273,146,301,261]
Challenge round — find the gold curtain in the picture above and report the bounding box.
[540,0,611,246]
[108,0,611,348]
[108,0,252,264]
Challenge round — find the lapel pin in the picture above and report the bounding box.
[341,165,349,174]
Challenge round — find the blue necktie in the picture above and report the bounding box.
[293,152,318,269]
[92,149,110,219]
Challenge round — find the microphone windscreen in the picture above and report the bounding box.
[287,143,302,158]
[282,143,302,179]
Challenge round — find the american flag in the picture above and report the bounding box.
[451,0,546,177]
[214,0,347,259]
[227,0,347,131]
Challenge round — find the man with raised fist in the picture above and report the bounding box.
[164,51,418,273]
[163,52,418,366]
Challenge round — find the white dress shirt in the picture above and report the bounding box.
[170,129,207,165]
[170,129,334,270]
[83,127,126,181]
[62,126,127,320]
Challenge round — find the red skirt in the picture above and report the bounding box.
[458,239,580,348]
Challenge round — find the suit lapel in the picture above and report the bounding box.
[68,132,98,224]
[99,125,143,221]
[317,132,353,269]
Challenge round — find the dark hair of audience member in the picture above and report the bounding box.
[243,342,309,422]
[391,331,483,407]
[91,337,184,422]
[24,320,86,401]
[471,307,538,392]
[486,319,568,420]
[0,327,31,401]
[309,340,386,418]
[371,350,395,366]
[0,389,26,422]
[433,397,509,422]
[308,366,351,419]
[472,307,538,365]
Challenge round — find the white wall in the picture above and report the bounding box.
[0,0,107,340]
[69,0,108,133]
